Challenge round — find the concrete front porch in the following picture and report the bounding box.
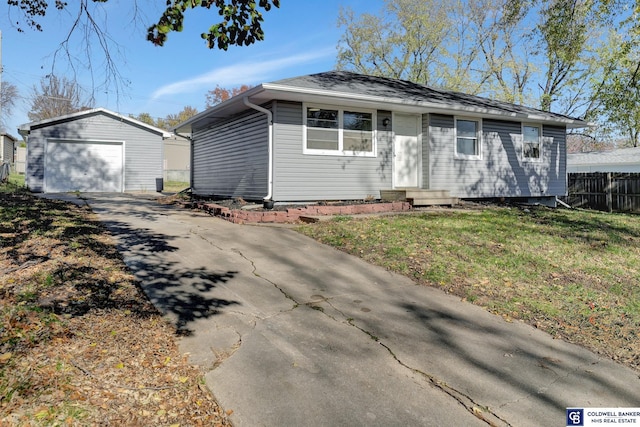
[380,188,459,207]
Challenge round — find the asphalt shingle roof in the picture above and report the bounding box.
[271,71,583,124]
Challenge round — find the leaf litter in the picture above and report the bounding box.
[1,188,231,426]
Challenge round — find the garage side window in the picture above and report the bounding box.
[304,104,376,156]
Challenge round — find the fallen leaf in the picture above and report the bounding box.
[0,353,12,363]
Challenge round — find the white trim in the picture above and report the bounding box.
[178,79,588,134]
[44,138,125,193]
[263,83,589,128]
[522,123,543,162]
[302,103,377,157]
[454,116,483,160]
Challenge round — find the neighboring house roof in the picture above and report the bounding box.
[568,146,640,166]
[176,71,589,133]
[18,107,171,138]
[1,133,18,142]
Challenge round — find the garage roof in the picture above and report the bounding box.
[568,146,640,166]
[18,107,171,138]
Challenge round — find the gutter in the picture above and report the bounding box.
[261,83,589,129]
[242,96,274,208]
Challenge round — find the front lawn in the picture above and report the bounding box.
[298,206,640,371]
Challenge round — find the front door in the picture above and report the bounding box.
[393,114,419,188]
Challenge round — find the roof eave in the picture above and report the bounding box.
[173,85,266,134]
[18,107,172,138]
[261,83,588,128]
[174,79,588,131]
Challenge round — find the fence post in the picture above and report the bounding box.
[606,172,613,213]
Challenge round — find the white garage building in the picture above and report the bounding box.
[19,108,170,193]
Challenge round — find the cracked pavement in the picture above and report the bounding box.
[76,193,640,427]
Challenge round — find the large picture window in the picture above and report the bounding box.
[455,117,481,158]
[305,105,376,156]
[523,124,542,160]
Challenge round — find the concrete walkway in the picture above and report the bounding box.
[74,193,638,426]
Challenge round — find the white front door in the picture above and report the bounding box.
[393,114,420,188]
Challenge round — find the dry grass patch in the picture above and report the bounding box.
[1,186,230,426]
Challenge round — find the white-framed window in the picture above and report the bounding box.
[523,124,542,160]
[454,117,482,159]
[304,104,376,156]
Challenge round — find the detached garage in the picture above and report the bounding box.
[18,108,170,193]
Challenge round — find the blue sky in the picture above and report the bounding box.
[0,0,380,135]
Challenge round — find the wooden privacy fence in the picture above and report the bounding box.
[564,172,640,213]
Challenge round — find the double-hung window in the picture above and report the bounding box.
[455,117,481,158]
[305,105,375,156]
[523,124,542,160]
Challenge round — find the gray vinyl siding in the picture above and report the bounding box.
[428,114,567,198]
[191,108,268,199]
[543,125,567,196]
[25,112,163,192]
[271,102,392,202]
[26,134,45,192]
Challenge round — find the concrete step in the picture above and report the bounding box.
[409,196,459,207]
[380,189,458,206]
[405,189,451,199]
[379,190,408,201]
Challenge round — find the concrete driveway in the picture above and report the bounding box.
[74,193,639,426]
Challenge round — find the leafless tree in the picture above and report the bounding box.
[28,75,92,122]
[1,82,19,131]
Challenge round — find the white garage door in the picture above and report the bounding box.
[45,141,124,193]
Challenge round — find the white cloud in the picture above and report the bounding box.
[150,48,334,100]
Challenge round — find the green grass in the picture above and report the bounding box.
[298,206,640,371]
[163,180,189,193]
[9,173,25,187]
[1,173,25,191]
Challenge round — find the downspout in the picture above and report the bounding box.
[243,96,274,209]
